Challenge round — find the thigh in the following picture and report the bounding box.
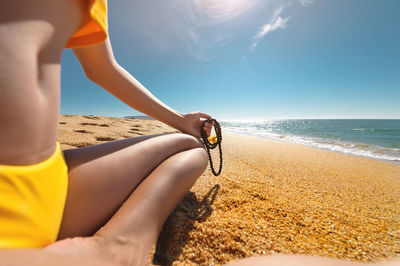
[58,133,203,239]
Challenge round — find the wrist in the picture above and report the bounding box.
[177,113,189,133]
[167,111,186,133]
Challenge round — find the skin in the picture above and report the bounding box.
[0,0,399,265]
[1,0,210,265]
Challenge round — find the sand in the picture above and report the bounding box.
[57,114,180,150]
[57,115,400,265]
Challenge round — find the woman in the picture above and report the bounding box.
[3,1,399,266]
[0,0,212,265]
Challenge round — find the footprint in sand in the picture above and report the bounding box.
[59,122,67,125]
[73,129,93,134]
[83,116,100,120]
[64,142,93,148]
[96,136,116,141]
[128,131,144,135]
[80,122,98,126]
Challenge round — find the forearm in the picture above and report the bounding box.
[96,64,185,132]
[73,39,210,137]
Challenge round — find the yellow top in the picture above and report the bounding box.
[66,0,108,48]
[0,143,68,248]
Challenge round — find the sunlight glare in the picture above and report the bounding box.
[198,0,257,22]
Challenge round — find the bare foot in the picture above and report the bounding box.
[43,235,146,266]
[44,236,102,258]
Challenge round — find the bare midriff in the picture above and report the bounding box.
[0,0,89,165]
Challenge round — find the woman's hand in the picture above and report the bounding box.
[181,112,214,139]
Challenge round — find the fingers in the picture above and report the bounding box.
[193,111,214,137]
[202,120,214,137]
[198,112,211,120]
[203,126,211,136]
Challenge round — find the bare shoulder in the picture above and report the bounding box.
[0,0,85,47]
[73,38,118,81]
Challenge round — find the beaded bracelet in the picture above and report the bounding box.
[200,119,223,176]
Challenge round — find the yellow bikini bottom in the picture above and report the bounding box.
[0,142,68,248]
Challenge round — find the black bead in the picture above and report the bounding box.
[201,119,223,176]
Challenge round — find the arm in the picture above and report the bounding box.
[72,38,212,138]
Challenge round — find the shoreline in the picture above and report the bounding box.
[223,128,400,165]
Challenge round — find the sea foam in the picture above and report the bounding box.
[221,120,400,163]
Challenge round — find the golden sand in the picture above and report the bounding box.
[57,114,178,150]
[57,115,400,265]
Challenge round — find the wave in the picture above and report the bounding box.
[223,126,400,162]
[351,128,400,133]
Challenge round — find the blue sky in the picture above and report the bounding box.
[61,0,400,120]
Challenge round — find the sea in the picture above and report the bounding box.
[221,119,400,163]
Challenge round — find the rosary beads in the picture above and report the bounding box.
[200,119,223,176]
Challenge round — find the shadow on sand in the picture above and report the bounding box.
[153,184,220,265]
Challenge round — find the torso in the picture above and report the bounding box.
[0,0,89,165]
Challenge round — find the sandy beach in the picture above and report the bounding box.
[57,115,400,265]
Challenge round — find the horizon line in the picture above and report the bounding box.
[219,116,400,122]
[60,113,400,121]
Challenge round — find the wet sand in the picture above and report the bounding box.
[57,115,400,265]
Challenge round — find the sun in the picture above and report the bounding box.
[199,0,255,22]
[216,0,249,12]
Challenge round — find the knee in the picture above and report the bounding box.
[191,147,209,174]
[174,133,204,150]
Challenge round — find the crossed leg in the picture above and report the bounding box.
[45,133,208,266]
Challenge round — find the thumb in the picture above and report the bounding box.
[197,112,211,120]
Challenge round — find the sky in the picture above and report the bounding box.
[60,0,400,120]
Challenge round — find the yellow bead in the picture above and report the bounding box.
[208,136,218,144]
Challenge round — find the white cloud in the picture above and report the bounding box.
[250,7,290,51]
[271,6,284,21]
[112,0,316,60]
[112,0,261,60]
[255,16,290,39]
[247,0,316,53]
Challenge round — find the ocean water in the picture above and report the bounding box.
[221,119,400,163]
